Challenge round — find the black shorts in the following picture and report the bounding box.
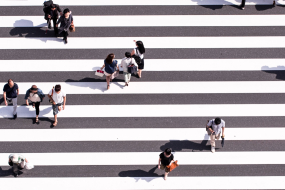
[138,59,144,70]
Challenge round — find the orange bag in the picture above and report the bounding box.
[166,160,179,172]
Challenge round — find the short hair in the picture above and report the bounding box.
[164,148,172,155]
[214,117,221,125]
[63,8,70,14]
[30,85,38,91]
[125,52,131,58]
[55,84,61,92]
[8,79,13,83]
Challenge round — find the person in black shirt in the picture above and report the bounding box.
[44,3,62,34]
[3,79,19,119]
[56,8,73,44]
[158,148,174,180]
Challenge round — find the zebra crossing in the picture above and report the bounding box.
[0,0,285,189]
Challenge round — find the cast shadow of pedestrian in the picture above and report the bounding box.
[66,77,125,92]
[255,4,275,11]
[10,20,62,43]
[261,65,285,80]
[118,166,163,182]
[160,134,220,152]
[0,167,23,177]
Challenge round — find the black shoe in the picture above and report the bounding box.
[64,38,68,44]
[13,114,17,120]
[273,0,275,6]
[14,173,18,177]
[48,23,51,29]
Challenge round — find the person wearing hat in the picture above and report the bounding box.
[158,148,174,180]
[206,117,225,153]
[44,3,62,34]
[8,154,29,177]
[25,85,45,123]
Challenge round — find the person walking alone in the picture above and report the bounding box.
[131,40,145,78]
[3,79,19,119]
[25,85,45,123]
[100,53,119,90]
[158,148,175,180]
[8,154,29,177]
[56,8,73,44]
[121,52,137,86]
[206,117,225,153]
[48,85,66,127]
[44,3,62,34]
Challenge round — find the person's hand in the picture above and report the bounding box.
[158,165,160,169]
[133,40,136,42]
[53,101,56,105]
[60,12,63,16]
[26,102,29,106]
[63,105,65,110]
[48,14,51,18]
[4,101,7,106]
[56,24,58,27]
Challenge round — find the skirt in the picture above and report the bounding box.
[138,59,144,70]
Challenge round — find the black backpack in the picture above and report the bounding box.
[132,48,142,65]
[43,0,53,12]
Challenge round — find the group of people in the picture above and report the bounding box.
[44,2,74,43]
[100,40,146,89]
[3,79,66,127]
[240,0,277,9]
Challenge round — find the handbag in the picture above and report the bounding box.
[69,24,75,32]
[24,162,34,170]
[49,88,54,104]
[166,160,179,172]
[95,70,104,77]
[127,59,138,74]
[132,48,142,65]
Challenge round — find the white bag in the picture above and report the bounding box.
[95,70,104,77]
[25,162,34,170]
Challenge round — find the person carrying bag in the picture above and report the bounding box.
[121,52,137,87]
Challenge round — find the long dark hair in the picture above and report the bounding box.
[105,53,115,64]
[136,41,145,54]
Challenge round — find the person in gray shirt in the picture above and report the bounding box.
[206,117,225,153]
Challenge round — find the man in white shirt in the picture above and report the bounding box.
[206,117,225,153]
[48,84,66,127]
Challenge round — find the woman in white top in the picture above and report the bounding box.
[25,85,45,123]
[131,40,145,78]
[120,52,137,86]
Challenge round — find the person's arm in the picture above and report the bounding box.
[3,91,7,106]
[100,64,105,70]
[17,87,19,96]
[56,16,62,27]
[158,158,161,169]
[48,90,56,105]
[222,127,225,137]
[62,96,66,110]
[25,158,28,163]
[206,120,214,134]
[57,5,63,16]
[131,49,135,56]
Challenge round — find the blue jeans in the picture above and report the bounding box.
[52,103,62,115]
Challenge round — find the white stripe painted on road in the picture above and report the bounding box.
[1,152,285,165]
[1,176,285,189]
[0,0,282,6]
[4,15,285,27]
[1,82,285,94]
[0,128,284,141]
[0,104,285,118]
[2,37,285,49]
[1,59,285,71]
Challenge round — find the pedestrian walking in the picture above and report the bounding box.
[131,40,145,78]
[48,85,66,127]
[44,3,62,34]
[100,53,119,90]
[8,154,29,177]
[206,117,225,153]
[120,52,137,86]
[158,148,175,180]
[56,8,73,44]
[25,85,45,123]
[3,79,19,119]
[240,0,245,9]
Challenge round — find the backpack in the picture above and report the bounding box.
[43,0,53,13]
[132,48,142,65]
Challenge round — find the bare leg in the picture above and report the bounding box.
[164,172,169,180]
[106,76,110,89]
[53,114,58,126]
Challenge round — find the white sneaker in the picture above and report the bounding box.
[211,146,215,153]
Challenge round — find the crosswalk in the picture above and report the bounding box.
[0,0,285,189]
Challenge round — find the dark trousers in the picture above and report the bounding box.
[62,30,69,40]
[45,16,58,34]
[32,102,40,115]
[241,0,246,7]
